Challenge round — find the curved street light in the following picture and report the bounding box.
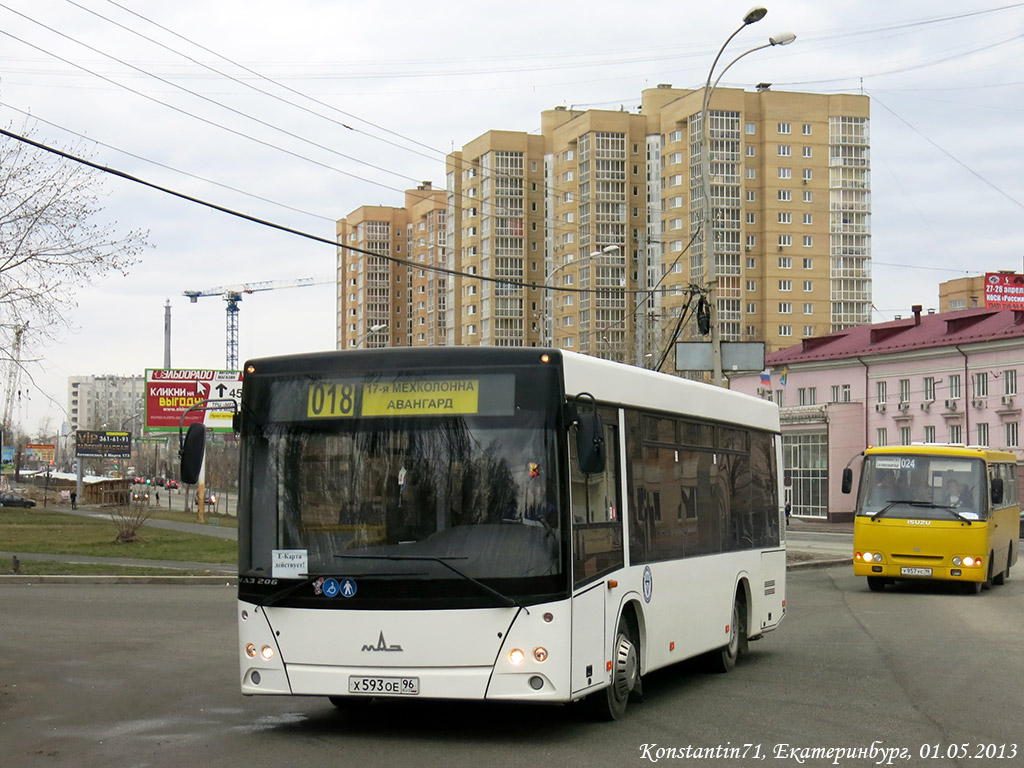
[543,244,621,346]
[700,7,796,386]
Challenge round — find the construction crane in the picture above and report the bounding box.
[183,278,331,370]
[2,321,28,434]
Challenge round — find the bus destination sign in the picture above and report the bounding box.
[306,375,514,419]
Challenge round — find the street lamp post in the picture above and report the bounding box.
[701,7,795,385]
[355,323,388,348]
[544,245,620,348]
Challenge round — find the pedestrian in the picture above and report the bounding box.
[784,501,791,527]
[155,490,160,505]
[70,489,77,510]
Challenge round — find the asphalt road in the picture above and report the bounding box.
[2,566,1021,768]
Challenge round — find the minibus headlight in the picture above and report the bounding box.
[873,552,882,563]
[260,645,275,660]
[953,557,962,566]
[861,551,873,562]
[508,649,525,665]
[963,556,975,567]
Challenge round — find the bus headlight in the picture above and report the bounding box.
[245,643,258,658]
[860,551,881,563]
[508,649,525,665]
[963,556,979,567]
[953,557,962,566]
[533,647,548,662]
[260,645,275,660]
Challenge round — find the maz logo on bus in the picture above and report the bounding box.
[362,632,403,652]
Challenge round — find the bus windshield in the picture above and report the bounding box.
[239,367,565,602]
[856,454,988,522]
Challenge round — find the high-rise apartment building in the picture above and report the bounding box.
[67,374,145,434]
[336,184,448,350]
[337,85,871,364]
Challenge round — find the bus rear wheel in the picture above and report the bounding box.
[584,618,639,721]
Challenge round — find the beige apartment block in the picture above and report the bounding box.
[647,85,870,356]
[444,131,547,348]
[404,183,448,346]
[336,205,410,350]
[337,85,871,366]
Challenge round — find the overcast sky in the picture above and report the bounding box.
[2,0,1023,435]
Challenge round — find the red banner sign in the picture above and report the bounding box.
[145,369,242,433]
[984,272,1024,310]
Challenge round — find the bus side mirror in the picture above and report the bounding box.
[180,423,206,485]
[991,477,1004,506]
[575,411,606,475]
[841,467,853,494]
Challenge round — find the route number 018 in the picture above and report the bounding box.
[307,383,356,418]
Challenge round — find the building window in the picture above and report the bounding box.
[974,372,989,398]
[876,428,887,447]
[778,144,791,157]
[777,122,791,134]
[746,302,757,314]
[803,258,813,269]
[782,431,828,518]
[802,236,813,247]
[778,167,792,179]
[778,257,792,269]
[746,280,756,291]
[746,257,756,269]
[948,374,961,400]
[1004,369,1017,395]
[950,423,962,444]
[746,145,756,157]
[798,387,817,406]
[746,212,757,225]
[924,425,936,443]
[802,146,813,158]
[778,189,792,202]
[802,123,813,135]
[803,280,813,292]
[745,122,756,135]
[803,190,813,203]
[802,168,813,181]
[779,279,792,291]
[779,325,793,337]
[746,190,756,202]
[977,422,989,446]
[803,302,813,314]
[779,302,792,314]
[924,377,936,401]
[1006,422,1019,448]
[746,235,757,248]
[899,379,911,404]
[900,427,912,446]
[779,235,792,247]
[803,325,814,336]
[803,213,813,225]
[779,212,792,224]
[746,168,756,179]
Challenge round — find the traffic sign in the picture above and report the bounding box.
[145,369,242,433]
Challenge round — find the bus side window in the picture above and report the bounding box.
[571,412,623,587]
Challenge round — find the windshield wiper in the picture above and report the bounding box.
[871,500,973,525]
[255,573,324,607]
[335,553,529,614]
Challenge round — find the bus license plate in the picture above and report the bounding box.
[900,567,932,577]
[348,676,420,696]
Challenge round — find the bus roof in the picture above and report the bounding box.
[558,350,779,433]
[864,444,1018,463]
[242,347,780,433]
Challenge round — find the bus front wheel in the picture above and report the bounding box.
[584,618,639,721]
[710,595,747,673]
[867,576,887,592]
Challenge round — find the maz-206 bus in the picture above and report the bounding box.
[844,444,1019,594]
[181,347,786,719]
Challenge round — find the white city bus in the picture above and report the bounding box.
[183,347,785,719]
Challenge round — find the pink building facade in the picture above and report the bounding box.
[730,307,1024,522]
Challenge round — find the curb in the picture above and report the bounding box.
[0,575,237,585]
[787,557,851,571]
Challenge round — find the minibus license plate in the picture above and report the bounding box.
[900,567,932,576]
[349,676,420,696]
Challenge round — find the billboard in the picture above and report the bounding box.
[983,272,1024,310]
[145,369,242,434]
[75,430,132,458]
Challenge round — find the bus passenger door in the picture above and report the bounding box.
[570,413,623,695]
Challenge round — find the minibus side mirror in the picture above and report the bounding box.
[841,467,853,494]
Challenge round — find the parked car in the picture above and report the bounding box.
[204,490,217,506]
[0,492,36,508]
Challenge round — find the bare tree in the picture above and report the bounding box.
[0,125,148,361]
